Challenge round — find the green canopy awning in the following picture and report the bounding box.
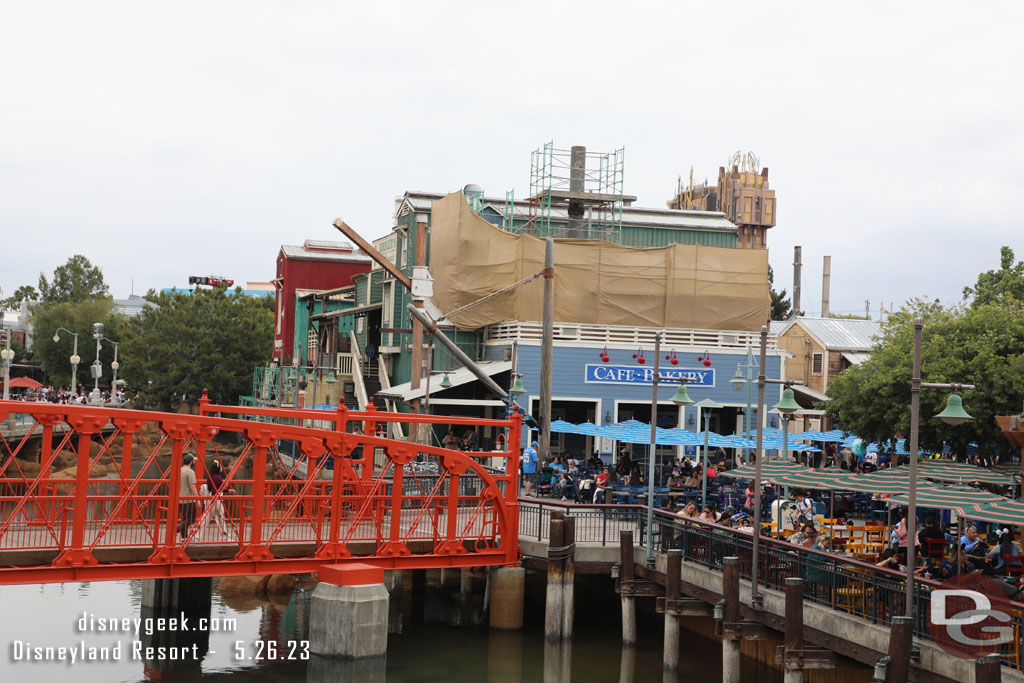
[887,484,1005,516]
[965,499,1024,526]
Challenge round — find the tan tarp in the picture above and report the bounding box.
[429,192,770,331]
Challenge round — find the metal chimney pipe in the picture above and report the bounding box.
[567,145,586,238]
[821,255,831,318]
[792,246,802,318]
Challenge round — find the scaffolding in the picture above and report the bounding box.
[502,142,629,243]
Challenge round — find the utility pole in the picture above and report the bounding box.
[865,299,870,320]
[539,238,555,466]
[410,220,429,436]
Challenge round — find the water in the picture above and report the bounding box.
[0,572,869,682]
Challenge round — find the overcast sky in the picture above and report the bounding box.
[2,2,1021,318]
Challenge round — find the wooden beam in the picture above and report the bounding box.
[333,219,411,291]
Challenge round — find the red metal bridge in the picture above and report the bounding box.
[0,394,521,585]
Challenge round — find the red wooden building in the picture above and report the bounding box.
[273,239,371,364]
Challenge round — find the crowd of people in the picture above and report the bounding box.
[3,384,128,405]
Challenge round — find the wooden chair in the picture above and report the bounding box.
[835,567,873,616]
[1003,555,1024,578]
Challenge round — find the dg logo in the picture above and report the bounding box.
[928,573,1016,659]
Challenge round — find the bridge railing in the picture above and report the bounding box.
[0,394,522,584]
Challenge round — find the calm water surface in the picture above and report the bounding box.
[0,571,868,682]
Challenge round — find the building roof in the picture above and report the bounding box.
[781,317,882,351]
[280,241,371,263]
[378,360,512,403]
[397,191,738,232]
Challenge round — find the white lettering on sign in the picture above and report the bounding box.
[585,364,715,387]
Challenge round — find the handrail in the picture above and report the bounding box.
[376,360,405,440]
[348,330,369,410]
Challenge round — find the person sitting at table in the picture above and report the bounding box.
[876,547,901,569]
[697,505,720,523]
[918,514,947,545]
[668,471,685,490]
[790,523,817,547]
[683,469,701,487]
[594,467,613,503]
[986,529,1023,573]
[812,533,833,552]
[587,451,603,469]
[743,482,756,515]
[679,502,698,519]
[553,471,571,501]
[961,525,987,555]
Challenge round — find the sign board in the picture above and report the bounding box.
[584,364,715,387]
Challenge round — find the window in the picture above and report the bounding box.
[812,352,823,374]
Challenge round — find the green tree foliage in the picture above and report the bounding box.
[120,287,274,408]
[2,285,38,311]
[963,246,1024,307]
[824,297,1024,457]
[769,266,792,320]
[30,298,121,388]
[38,255,109,304]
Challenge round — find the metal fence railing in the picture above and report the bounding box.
[519,500,1024,670]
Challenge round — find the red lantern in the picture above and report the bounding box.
[698,350,713,367]
[634,347,646,364]
[600,346,610,363]
[665,349,679,365]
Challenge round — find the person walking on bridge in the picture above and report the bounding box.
[521,441,539,496]
[178,453,199,540]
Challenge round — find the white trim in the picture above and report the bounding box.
[428,398,506,407]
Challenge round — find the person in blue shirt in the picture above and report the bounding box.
[521,441,539,496]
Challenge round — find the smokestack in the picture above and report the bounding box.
[821,255,831,318]
[567,145,586,238]
[792,246,802,318]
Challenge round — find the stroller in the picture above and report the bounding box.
[564,472,594,503]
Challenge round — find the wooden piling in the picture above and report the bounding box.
[561,515,575,640]
[975,653,1002,683]
[887,616,912,683]
[722,556,740,683]
[545,511,565,642]
[620,530,637,647]
[663,549,681,672]
[784,577,804,683]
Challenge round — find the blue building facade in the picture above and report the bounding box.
[484,341,788,457]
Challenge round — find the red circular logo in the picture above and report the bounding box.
[927,573,1016,659]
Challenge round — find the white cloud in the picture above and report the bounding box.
[1,1,1021,316]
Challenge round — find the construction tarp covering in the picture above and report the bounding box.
[429,192,770,331]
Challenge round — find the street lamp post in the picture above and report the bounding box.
[902,318,976,634]
[732,347,759,466]
[645,331,695,566]
[748,328,804,606]
[1,331,13,403]
[694,397,721,510]
[53,328,81,396]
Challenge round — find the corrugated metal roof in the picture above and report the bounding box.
[842,352,870,365]
[398,191,737,232]
[280,244,371,263]
[788,317,882,351]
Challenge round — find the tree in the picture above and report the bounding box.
[2,285,38,311]
[38,255,109,304]
[963,246,1024,307]
[769,266,792,320]
[30,298,121,388]
[120,287,274,408]
[824,297,1024,458]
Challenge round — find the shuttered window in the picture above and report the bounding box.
[812,353,823,374]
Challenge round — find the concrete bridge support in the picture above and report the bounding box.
[489,566,525,630]
[139,577,212,677]
[309,564,389,660]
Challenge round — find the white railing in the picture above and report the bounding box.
[336,352,354,377]
[483,320,777,350]
[377,361,405,440]
[348,331,369,411]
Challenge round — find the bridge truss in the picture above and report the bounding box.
[0,394,521,585]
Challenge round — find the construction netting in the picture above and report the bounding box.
[429,192,770,331]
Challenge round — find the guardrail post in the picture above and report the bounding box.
[561,515,575,640]
[783,577,804,683]
[620,529,636,647]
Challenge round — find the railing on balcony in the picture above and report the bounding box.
[485,321,777,350]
